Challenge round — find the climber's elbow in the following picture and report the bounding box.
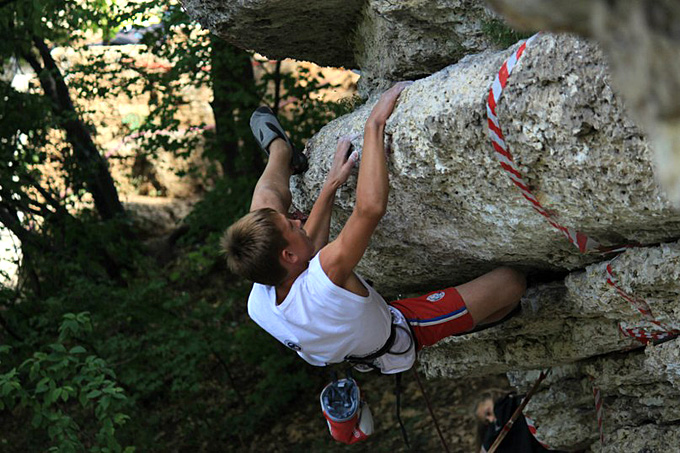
[355,200,387,221]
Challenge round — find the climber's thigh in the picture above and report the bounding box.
[390,287,475,349]
[454,267,524,325]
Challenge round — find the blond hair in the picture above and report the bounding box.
[221,208,288,285]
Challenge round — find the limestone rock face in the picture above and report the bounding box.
[182,0,362,68]
[291,34,680,296]
[487,0,680,204]
[419,242,680,377]
[508,352,680,452]
[288,33,680,452]
[182,0,502,94]
[355,0,502,94]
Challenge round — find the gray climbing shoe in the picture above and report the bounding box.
[250,106,308,174]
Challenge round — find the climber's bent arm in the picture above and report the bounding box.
[304,138,357,252]
[320,82,410,289]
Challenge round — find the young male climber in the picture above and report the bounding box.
[221,81,526,374]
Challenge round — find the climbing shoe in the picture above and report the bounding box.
[249,106,308,174]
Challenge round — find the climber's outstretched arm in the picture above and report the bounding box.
[320,82,411,288]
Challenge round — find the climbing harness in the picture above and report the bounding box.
[344,318,414,371]
[343,319,417,448]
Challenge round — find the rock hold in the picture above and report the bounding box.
[182,0,503,94]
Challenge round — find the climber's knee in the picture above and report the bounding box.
[495,266,526,306]
[455,266,526,325]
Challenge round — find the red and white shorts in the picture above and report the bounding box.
[390,287,474,350]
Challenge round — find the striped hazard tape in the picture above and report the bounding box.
[592,384,604,445]
[606,258,680,344]
[485,33,678,345]
[486,33,602,254]
[524,415,551,450]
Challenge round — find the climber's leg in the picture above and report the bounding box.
[389,267,525,349]
[455,267,526,326]
[250,138,293,213]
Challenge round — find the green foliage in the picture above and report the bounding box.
[0,313,131,452]
[481,18,534,48]
[0,1,355,451]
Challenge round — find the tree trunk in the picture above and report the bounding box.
[208,35,262,177]
[24,37,124,221]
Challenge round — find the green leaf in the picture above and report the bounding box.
[69,346,86,354]
[36,377,50,393]
[31,412,43,428]
[87,389,102,399]
[49,344,67,353]
[0,382,13,397]
[100,395,111,412]
[113,413,130,425]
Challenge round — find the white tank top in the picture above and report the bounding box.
[247,253,415,374]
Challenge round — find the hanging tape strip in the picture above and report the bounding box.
[485,33,680,447]
[486,33,601,254]
[592,384,604,445]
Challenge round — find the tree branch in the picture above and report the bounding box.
[0,203,44,249]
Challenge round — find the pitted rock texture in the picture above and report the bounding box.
[488,0,680,204]
[355,0,502,94]
[291,34,680,297]
[183,0,503,94]
[183,3,680,450]
[507,349,680,452]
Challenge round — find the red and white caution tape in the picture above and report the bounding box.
[606,259,680,344]
[592,384,604,445]
[605,261,654,320]
[485,34,678,345]
[524,415,551,450]
[486,34,680,448]
[486,33,602,254]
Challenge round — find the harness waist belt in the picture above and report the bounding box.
[345,322,397,363]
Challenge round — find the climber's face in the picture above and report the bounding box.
[276,212,315,266]
[475,397,496,424]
